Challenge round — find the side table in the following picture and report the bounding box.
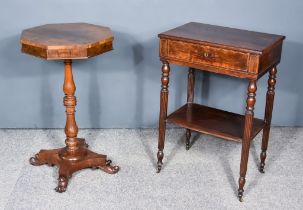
[20,23,119,192]
[156,22,285,201]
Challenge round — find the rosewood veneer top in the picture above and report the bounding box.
[20,23,113,60]
[159,22,285,53]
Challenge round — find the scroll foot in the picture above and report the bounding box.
[30,146,119,192]
[98,160,119,174]
[29,154,43,166]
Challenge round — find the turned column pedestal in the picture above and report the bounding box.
[21,23,119,192]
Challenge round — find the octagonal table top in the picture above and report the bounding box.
[20,23,114,60]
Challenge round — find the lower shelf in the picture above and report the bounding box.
[166,103,265,142]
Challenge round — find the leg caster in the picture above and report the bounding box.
[157,150,164,173]
[238,177,245,202]
[259,151,266,173]
[238,189,244,202]
[185,129,191,150]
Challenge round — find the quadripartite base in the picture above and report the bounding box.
[29,138,119,193]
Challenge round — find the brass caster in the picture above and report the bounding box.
[186,144,190,150]
[259,164,265,173]
[238,190,244,202]
[156,162,162,173]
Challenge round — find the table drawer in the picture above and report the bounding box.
[167,40,249,71]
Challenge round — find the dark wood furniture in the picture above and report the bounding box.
[156,22,285,201]
[20,23,119,192]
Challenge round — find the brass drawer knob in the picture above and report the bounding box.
[204,52,209,58]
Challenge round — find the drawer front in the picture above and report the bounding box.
[167,40,249,71]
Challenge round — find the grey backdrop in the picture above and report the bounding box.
[0,0,302,128]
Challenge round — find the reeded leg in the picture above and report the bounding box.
[238,80,257,202]
[259,67,277,173]
[30,60,119,192]
[186,68,195,150]
[157,61,170,173]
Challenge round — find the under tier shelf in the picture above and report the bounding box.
[166,103,265,142]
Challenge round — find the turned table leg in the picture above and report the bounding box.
[30,59,119,193]
[259,67,277,173]
[60,59,82,160]
[157,61,170,173]
[238,80,257,202]
[185,68,195,150]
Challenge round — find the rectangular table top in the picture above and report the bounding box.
[159,22,285,53]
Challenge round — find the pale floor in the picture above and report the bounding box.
[0,128,302,210]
